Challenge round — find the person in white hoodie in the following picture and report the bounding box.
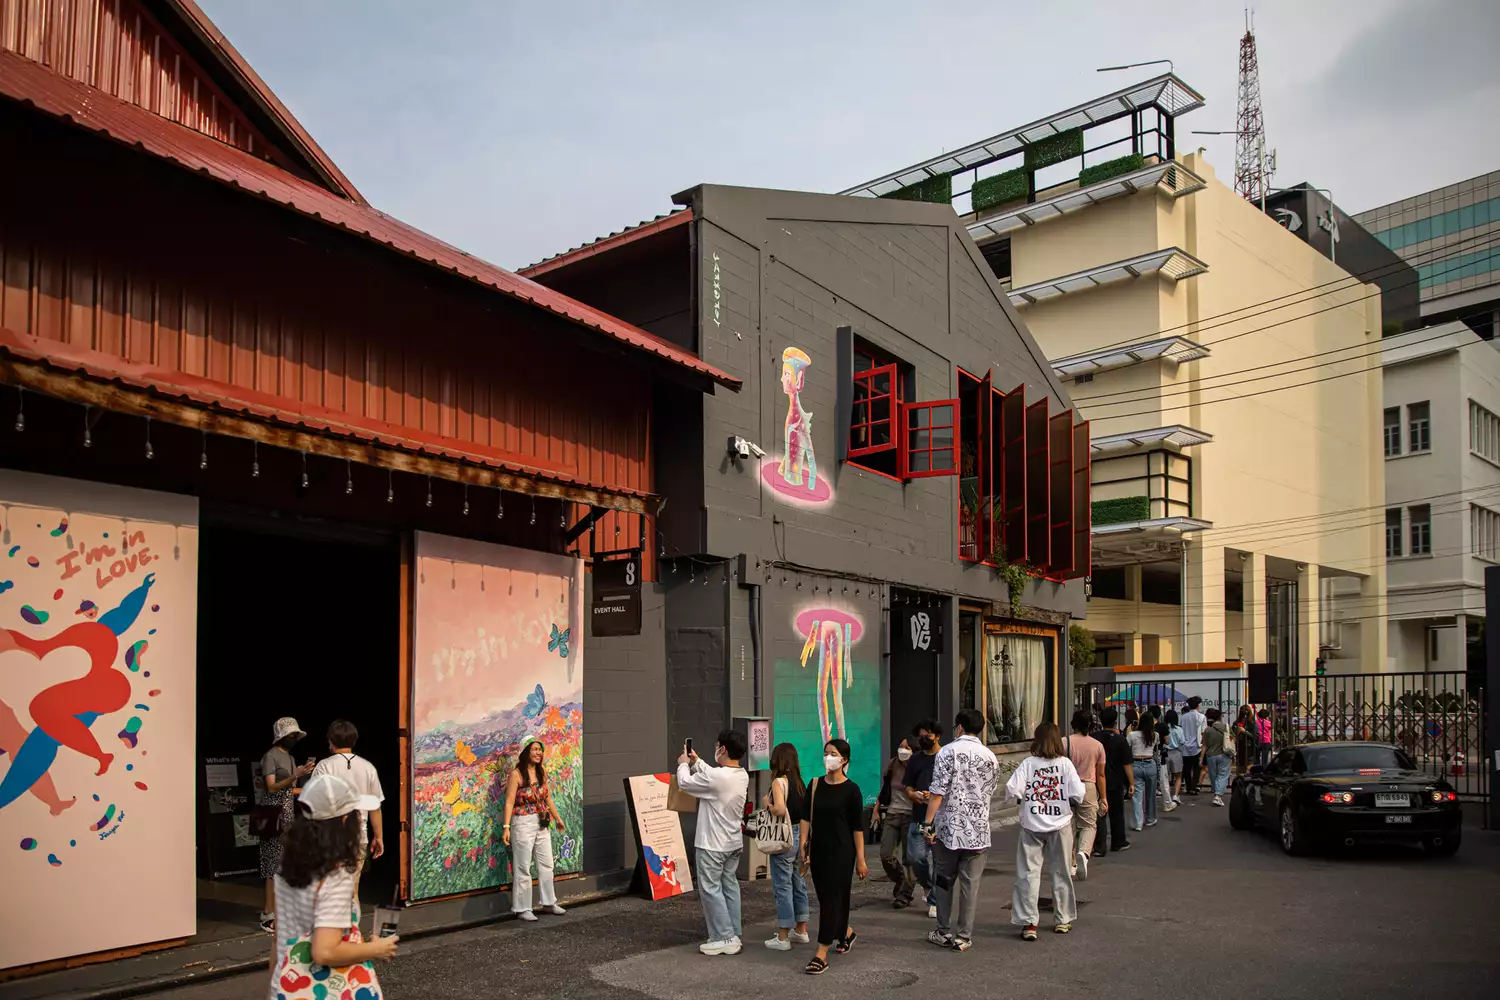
[1005,721,1085,941]
[677,729,750,956]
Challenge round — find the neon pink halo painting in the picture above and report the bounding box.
[759,459,833,506]
[794,607,864,744]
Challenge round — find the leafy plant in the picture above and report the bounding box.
[971,168,1029,213]
[1024,129,1084,170]
[996,558,1030,617]
[880,174,952,205]
[1079,153,1146,188]
[1069,623,1095,671]
[1091,495,1149,525]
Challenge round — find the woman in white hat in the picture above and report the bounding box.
[269,773,398,1000]
[260,716,314,932]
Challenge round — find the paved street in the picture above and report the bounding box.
[163,797,1499,1000]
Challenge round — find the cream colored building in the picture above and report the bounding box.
[844,74,1387,678]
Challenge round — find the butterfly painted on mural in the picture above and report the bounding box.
[522,683,547,719]
[454,740,477,766]
[442,779,463,806]
[548,623,570,659]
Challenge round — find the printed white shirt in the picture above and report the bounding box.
[1005,754,1085,834]
[928,735,999,851]
[1180,709,1207,753]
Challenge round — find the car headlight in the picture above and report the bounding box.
[1430,790,1457,803]
[1320,792,1353,804]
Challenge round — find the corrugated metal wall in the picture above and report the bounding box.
[0,0,283,166]
[1,113,655,573]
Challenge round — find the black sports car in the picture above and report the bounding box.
[1229,741,1462,856]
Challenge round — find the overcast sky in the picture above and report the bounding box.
[200,0,1500,271]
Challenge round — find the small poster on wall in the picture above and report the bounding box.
[623,774,692,901]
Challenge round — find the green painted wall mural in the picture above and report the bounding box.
[772,606,882,806]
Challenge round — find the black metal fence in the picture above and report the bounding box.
[1074,670,1488,818]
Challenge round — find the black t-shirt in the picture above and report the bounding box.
[807,776,864,865]
[1100,730,1133,787]
[903,751,937,794]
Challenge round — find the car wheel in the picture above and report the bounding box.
[1279,802,1308,856]
[1427,831,1461,857]
[1228,787,1253,831]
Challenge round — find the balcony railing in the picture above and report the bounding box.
[968,160,1207,243]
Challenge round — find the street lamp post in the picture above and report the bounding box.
[1192,129,1272,212]
[1096,59,1175,74]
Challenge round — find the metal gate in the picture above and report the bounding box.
[1281,671,1488,814]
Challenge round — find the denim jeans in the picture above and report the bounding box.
[696,847,742,942]
[1131,759,1158,828]
[1206,753,1231,795]
[905,819,932,891]
[768,829,809,929]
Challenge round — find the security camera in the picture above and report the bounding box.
[729,436,766,460]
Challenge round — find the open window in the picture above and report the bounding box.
[850,363,899,459]
[1071,420,1091,580]
[989,384,1007,560]
[1001,385,1027,562]
[840,333,918,479]
[959,369,993,562]
[903,400,960,478]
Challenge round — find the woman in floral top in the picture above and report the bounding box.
[503,740,568,922]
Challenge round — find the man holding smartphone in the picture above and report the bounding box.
[676,730,749,956]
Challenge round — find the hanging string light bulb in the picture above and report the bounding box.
[143,417,153,460]
[425,476,433,508]
[83,405,92,448]
[462,484,470,516]
[199,429,208,470]
[12,387,22,433]
[530,495,536,526]
[387,469,395,504]
[344,459,353,495]
[252,440,260,478]
[301,451,309,489]
[496,489,505,520]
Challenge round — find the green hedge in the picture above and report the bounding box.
[1079,153,1145,188]
[1024,129,1083,170]
[880,174,952,205]
[1091,495,1150,525]
[971,168,1029,213]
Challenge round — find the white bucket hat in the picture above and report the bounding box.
[272,716,306,743]
[298,773,381,821]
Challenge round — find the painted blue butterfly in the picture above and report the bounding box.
[548,623,571,659]
[523,683,547,719]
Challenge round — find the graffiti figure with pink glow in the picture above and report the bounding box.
[796,609,864,745]
[761,347,833,506]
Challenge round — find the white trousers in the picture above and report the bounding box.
[511,813,556,913]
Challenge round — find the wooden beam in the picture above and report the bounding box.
[0,355,654,516]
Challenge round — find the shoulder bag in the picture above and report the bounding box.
[747,776,795,855]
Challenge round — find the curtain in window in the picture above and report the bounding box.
[984,633,1048,742]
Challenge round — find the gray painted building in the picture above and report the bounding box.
[528,185,1088,831]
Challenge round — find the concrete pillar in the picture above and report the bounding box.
[1298,563,1321,676]
[1360,572,1389,674]
[1242,551,1268,664]
[1128,631,1144,667]
[1185,542,1226,663]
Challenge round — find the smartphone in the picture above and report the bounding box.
[684,738,694,755]
[372,906,400,939]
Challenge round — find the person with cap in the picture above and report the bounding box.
[260,716,315,932]
[269,772,397,999]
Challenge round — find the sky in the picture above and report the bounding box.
[199,0,1500,272]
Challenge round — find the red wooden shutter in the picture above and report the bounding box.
[1071,419,1092,580]
[976,373,994,563]
[1025,397,1050,567]
[1048,411,1075,576]
[1001,385,1027,562]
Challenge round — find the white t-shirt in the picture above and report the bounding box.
[312,754,385,845]
[1126,729,1159,760]
[271,868,356,981]
[677,759,748,853]
[1004,755,1085,834]
[1180,709,1207,753]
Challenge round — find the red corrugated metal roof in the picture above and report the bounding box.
[0,326,654,502]
[0,48,739,390]
[521,209,691,278]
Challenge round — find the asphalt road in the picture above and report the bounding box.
[163,795,1500,1000]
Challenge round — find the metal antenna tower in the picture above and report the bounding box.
[1235,10,1271,207]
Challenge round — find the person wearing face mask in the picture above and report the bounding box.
[877,738,916,908]
[899,720,943,917]
[799,739,867,975]
[676,730,750,956]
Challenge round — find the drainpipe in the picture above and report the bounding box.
[1181,539,1189,664]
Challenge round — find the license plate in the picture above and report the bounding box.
[1375,793,1408,808]
[1385,814,1413,824]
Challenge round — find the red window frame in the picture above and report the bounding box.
[1070,420,1092,580]
[1048,411,1075,577]
[849,363,900,458]
[1001,385,1027,563]
[1025,397,1051,567]
[902,399,960,479]
[957,368,992,563]
[976,373,994,563]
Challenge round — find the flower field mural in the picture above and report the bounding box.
[772,604,881,806]
[0,471,198,969]
[411,532,583,901]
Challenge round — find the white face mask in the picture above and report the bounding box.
[897,748,912,761]
[824,754,844,773]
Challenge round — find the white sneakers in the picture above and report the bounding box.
[542,904,566,915]
[789,930,810,944]
[1173,794,1183,804]
[1164,801,1178,812]
[517,904,564,922]
[1075,850,1089,882]
[1212,795,1225,807]
[700,937,743,956]
[764,936,792,951]
[517,911,539,922]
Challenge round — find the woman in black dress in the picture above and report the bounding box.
[798,738,867,975]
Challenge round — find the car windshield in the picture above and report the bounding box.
[1301,745,1413,774]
